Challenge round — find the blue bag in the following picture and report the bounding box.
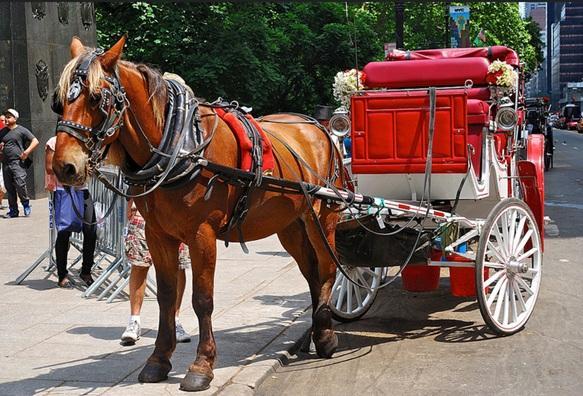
[54,189,84,233]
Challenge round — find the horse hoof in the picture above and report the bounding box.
[314,331,338,359]
[138,361,171,383]
[180,371,213,392]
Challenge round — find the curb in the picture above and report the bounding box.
[214,307,312,395]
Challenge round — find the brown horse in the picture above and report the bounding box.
[52,36,343,391]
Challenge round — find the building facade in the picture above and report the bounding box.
[548,2,583,108]
[0,2,96,198]
[524,2,547,98]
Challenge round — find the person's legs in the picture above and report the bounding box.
[129,265,149,316]
[175,244,191,343]
[121,265,149,345]
[0,165,6,209]
[176,269,186,315]
[121,215,151,345]
[9,162,30,215]
[3,163,18,216]
[55,230,71,285]
[80,190,97,285]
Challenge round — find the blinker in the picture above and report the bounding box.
[68,79,82,102]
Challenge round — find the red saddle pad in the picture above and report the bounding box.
[215,108,274,173]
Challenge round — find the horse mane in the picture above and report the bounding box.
[57,48,167,128]
[124,61,167,128]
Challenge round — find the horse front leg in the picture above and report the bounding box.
[138,233,180,383]
[180,223,217,392]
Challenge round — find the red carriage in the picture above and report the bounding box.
[327,46,545,335]
[52,37,544,390]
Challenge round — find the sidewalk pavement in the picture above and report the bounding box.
[0,198,312,395]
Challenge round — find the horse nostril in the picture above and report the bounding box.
[63,163,77,178]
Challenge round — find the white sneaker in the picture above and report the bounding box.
[121,319,141,345]
[175,320,191,343]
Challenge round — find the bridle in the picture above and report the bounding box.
[52,48,129,172]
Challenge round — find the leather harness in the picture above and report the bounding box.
[54,49,342,252]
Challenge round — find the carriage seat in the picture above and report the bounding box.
[363,57,491,89]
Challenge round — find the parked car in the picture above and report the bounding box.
[560,103,581,130]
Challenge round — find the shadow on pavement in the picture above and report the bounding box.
[5,278,55,291]
[255,250,291,257]
[66,326,157,342]
[0,291,312,394]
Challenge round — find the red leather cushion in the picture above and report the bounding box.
[385,46,519,67]
[467,99,489,125]
[363,57,490,89]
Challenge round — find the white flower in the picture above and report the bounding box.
[332,69,365,109]
[487,60,518,89]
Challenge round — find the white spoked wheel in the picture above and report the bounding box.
[476,198,543,335]
[330,265,384,322]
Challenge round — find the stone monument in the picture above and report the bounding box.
[0,2,96,198]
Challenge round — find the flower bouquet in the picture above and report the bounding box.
[486,60,518,99]
[332,69,366,109]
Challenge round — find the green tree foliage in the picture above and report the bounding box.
[96,2,381,114]
[96,2,543,115]
[398,2,543,73]
[463,2,543,73]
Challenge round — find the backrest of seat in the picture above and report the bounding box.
[350,90,469,174]
[363,57,491,89]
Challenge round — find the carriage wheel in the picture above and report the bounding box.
[330,265,384,322]
[476,198,542,335]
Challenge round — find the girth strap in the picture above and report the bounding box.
[220,181,252,254]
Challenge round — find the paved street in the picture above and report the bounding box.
[0,197,313,394]
[257,129,583,396]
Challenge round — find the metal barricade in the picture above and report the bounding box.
[81,166,128,298]
[16,166,156,301]
[15,194,58,284]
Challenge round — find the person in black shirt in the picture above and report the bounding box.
[0,109,39,218]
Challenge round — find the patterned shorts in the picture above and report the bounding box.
[125,214,190,269]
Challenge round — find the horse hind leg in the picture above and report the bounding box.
[302,203,342,359]
[278,218,338,359]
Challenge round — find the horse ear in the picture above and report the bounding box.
[100,34,127,71]
[70,36,85,58]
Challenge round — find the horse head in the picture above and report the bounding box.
[53,36,128,186]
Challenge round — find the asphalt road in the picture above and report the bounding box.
[257,129,583,396]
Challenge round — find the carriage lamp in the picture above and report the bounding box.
[495,107,518,131]
[329,110,351,138]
